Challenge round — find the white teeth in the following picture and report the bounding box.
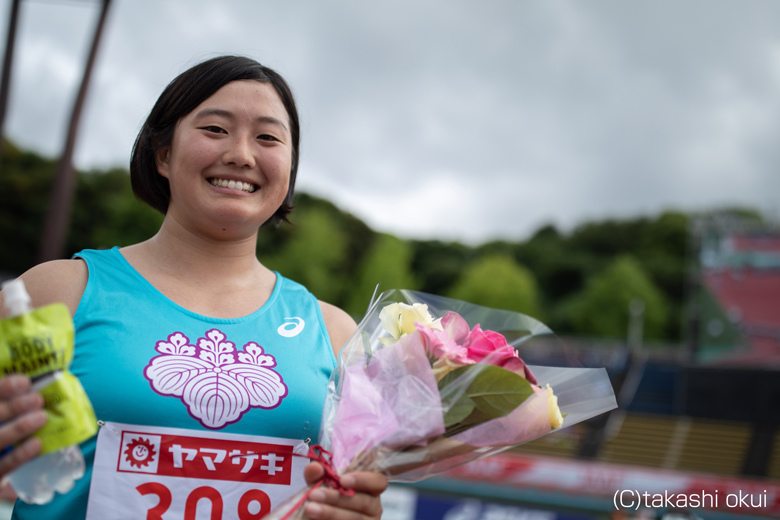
[209,178,256,193]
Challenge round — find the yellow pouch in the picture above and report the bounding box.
[0,303,97,454]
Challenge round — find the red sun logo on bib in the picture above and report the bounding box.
[124,437,157,468]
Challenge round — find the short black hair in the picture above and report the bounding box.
[130,55,300,227]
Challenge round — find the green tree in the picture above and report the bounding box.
[637,211,689,338]
[410,240,474,296]
[345,233,419,316]
[70,168,163,252]
[0,141,56,272]
[1,141,163,273]
[260,206,349,305]
[565,254,668,340]
[516,224,595,302]
[447,254,542,319]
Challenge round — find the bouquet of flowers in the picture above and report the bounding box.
[267,289,617,519]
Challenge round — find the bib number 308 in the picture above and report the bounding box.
[137,482,272,520]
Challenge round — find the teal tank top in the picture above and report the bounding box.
[13,247,337,519]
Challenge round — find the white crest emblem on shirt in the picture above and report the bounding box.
[144,329,288,429]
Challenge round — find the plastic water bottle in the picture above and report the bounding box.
[1,279,91,504]
[6,441,85,504]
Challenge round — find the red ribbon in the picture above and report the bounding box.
[279,445,355,520]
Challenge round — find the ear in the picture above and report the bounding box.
[155,146,171,179]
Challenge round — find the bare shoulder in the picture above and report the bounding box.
[1,259,88,317]
[318,301,357,357]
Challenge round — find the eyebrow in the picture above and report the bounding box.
[193,108,289,132]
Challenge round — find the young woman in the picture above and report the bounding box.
[0,55,386,519]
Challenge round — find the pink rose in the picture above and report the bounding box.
[416,311,537,384]
[440,311,471,343]
[416,322,470,366]
[463,324,536,384]
[463,324,511,362]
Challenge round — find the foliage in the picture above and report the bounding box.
[261,205,350,305]
[409,240,474,296]
[71,168,163,252]
[344,233,419,316]
[515,225,595,305]
[0,141,55,272]
[563,255,669,340]
[0,141,163,273]
[447,254,543,319]
[6,140,761,345]
[258,192,374,310]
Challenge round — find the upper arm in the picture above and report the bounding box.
[0,260,88,318]
[318,301,357,358]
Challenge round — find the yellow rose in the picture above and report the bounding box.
[546,384,564,429]
[379,302,442,340]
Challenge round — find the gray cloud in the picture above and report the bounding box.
[2,0,779,243]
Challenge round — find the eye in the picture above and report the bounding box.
[200,125,227,134]
[257,134,280,142]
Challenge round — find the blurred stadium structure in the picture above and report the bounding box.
[385,216,780,520]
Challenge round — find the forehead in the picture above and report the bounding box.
[188,79,289,125]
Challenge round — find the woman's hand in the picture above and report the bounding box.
[0,375,47,477]
[303,463,388,520]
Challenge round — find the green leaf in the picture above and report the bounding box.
[449,406,494,434]
[439,367,476,427]
[468,365,533,419]
[438,364,534,435]
[443,394,475,427]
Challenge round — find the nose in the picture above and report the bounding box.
[223,134,256,168]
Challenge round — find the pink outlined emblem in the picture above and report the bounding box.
[144,329,288,429]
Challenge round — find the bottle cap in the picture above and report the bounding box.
[2,279,32,317]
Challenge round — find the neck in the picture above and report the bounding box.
[141,215,264,278]
[120,215,279,319]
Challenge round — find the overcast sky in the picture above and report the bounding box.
[2,0,779,244]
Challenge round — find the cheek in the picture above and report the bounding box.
[167,132,219,176]
[268,177,291,202]
[185,140,220,169]
[261,151,293,187]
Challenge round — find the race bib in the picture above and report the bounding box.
[85,421,308,519]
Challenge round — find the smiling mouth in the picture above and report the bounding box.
[208,177,257,193]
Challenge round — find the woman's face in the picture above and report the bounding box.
[155,79,293,238]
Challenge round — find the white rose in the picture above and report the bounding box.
[379,302,442,341]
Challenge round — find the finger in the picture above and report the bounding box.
[304,465,388,496]
[303,466,387,519]
[0,435,43,477]
[0,376,32,397]
[0,376,41,423]
[340,472,388,496]
[0,376,33,402]
[305,486,384,520]
[304,461,325,486]
[304,494,383,520]
[0,410,46,455]
[0,479,18,501]
[0,390,44,425]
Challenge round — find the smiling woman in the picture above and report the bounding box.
[153,80,293,239]
[0,55,387,520]
[129,57,300,227]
